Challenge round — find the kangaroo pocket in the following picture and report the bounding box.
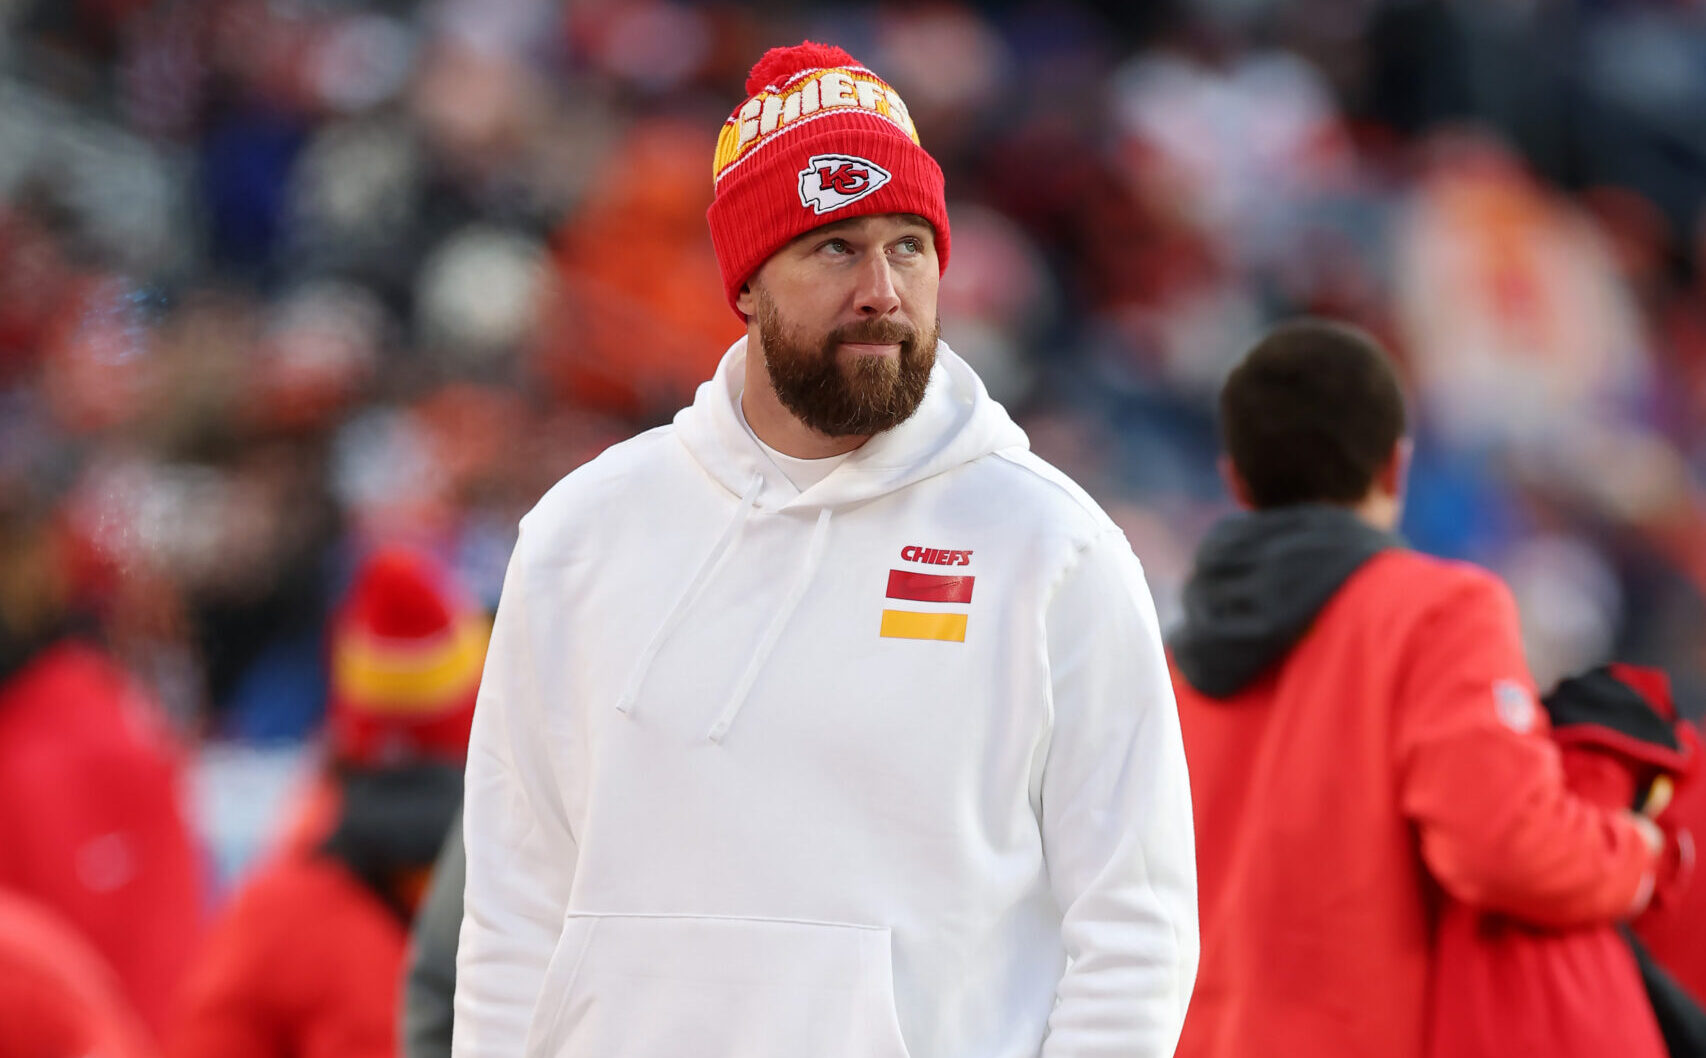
[531,913,914,1058]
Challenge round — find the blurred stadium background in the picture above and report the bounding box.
[2,0,1705,889]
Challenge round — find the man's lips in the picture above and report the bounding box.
[838,342,902,357]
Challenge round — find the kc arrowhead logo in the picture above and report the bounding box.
[799,154,892,215]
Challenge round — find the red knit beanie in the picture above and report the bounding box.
[707,41,950,318]
[326,546,488,768]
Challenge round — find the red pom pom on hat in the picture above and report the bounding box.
[744,41,861,95]
[342,550,454,640]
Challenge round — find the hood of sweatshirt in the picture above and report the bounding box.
[673,336,1030,512]
[1169,504,1400,699]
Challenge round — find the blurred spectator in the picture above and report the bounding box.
[534,117,741,417]
[166,546,481,1058]
[934,202,1054,406]
[0,502,207,1045]
[1109,34,1356,273]
[0,886,160,1058]
[1394,131,1653,452]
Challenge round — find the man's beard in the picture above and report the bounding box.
[755,291,938,438]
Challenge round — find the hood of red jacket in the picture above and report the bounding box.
[1170,504,1400,699]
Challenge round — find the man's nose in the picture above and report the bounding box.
[854,254,902,317]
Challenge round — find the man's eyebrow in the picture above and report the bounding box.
[790,214,933,246]
[799,219,863,239]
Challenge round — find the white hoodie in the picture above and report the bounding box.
[453,340,1198,1058]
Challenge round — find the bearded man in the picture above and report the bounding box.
[451,42,1198,1058]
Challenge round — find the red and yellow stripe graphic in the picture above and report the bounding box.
[880,571,974,642]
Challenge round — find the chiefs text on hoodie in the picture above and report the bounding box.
[453,339,1198,1058]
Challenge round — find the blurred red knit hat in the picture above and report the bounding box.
[706,41,950,318]
[326,546,488,768]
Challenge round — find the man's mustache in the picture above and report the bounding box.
[827,319,918,347]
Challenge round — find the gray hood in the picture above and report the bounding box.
[1170,505,1400,699]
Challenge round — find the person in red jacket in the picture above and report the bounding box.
[166,545,483,1058]
[1170,319,1668,1058]
[0,508,207,1045]
[0,885,161,1058]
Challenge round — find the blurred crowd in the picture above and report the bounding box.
[2,0,1706,1049]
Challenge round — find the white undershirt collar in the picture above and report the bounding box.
[736,394,853,492]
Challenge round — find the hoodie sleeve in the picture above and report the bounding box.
[1039,529,1200,1058]
[1395,570,1656,927]
[453,520,579,1057]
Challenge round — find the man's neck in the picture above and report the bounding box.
[1348,490,1401,533]
[741,339,871,459]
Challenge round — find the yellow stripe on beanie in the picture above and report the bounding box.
[332,616,490,714]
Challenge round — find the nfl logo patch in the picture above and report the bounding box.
[1493,679,1539,733]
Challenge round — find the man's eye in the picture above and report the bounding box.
[895,237,922,254]
[822,239,851,255]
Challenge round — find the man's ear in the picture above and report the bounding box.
[735,281,756,318]
[1218,455,1256,510]
[1377,438,1413,501]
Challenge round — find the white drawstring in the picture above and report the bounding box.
[707,506,833,743]
[614,475,762,719]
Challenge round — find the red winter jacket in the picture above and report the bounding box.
[1426,663,1695,1058]
[0,886,160,1058]
[1174,547,1657,1058]
[0,641,207,1042]
[166,850,409,1058]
